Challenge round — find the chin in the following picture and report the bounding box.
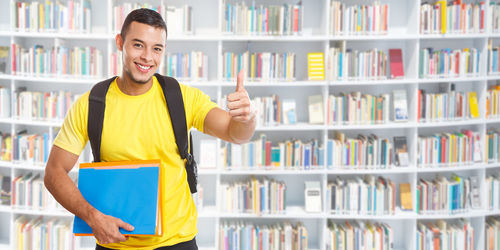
[126,68,154,84]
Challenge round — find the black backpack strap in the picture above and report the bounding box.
[88,76,117,162]
[155,73,197,193]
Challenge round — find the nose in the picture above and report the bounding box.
[140,47,153,62]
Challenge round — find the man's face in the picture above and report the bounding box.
[117,21,166,84]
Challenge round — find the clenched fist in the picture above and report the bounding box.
[226,70,255,123]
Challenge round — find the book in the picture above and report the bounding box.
[0,46,8,74]
[304,181,321,213]
[73,160,162,236]
[282,99,297,125]
[0,175,11,205]
[468,91,479,118]
[307,52,325,80]
[389,49,404,79]
[393,90,408,122]
[308,95,324,124]
[399,183,412,211]
[393,136,409,167]
[199,140,217,169]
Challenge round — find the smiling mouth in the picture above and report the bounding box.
[135,62,153,72]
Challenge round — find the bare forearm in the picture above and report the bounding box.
[44,167,99,226]
[228,114,256,144]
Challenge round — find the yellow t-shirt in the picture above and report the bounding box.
[53,76,218,249]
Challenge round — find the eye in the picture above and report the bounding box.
[134,43,143,48]
[154,47,162,52]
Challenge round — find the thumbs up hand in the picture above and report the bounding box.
[226,70,255,123]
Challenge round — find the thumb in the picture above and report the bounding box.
[236,69,245,92]
[117,220,134,232]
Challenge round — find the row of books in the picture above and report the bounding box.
[420,1,486,34]
[223,51,296,81]
[223,2,303,35]
[11,44,104,77]
[329,1,389,36]
[219,221,307,250]
[326,176,396,215]
[419,48,480,78]
[162,51,208,81]
[15,216,75,250]
[326,132,398,169]
[12,172,63,211]
[0,174,11,205]
[219,177,286,215]
[487,175,500,210]
[486,216,500,250]
[417,86,479,122]
[113,3,192,35]
[110,51,123,77]
[327,92,392,125]
[486,130,500,163]
[416,175,480,214]
[491,2,500,33]
[14,89,78,122]
[487,84,500,118]
[14,132,50,165]
[221,135,323,170]
[327,46,389,80]
[416,219,474,250]
[417,130,482,167]
[12,0,92,33]
[0,133,12,162]
[326,220,393,250]
[488,40,500,75]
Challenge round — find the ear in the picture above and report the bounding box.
[115,34,123,51]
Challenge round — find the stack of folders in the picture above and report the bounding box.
[73,160,162,236]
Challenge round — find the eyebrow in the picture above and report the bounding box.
[131,38,164,48]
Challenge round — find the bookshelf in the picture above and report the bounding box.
[0,0,499,249]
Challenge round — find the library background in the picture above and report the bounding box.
[3,0,500,249]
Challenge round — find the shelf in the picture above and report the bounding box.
[219,80,326,87]
[485,162,500,169]
[0,74,102,84]
[11,207,73,217]
[419,33,488,39]
[418,76,486,83]
[331,78,417,86]
[327,33,418,40]
[416,163,485,173]
[0,205,10,213]
[327,122,414,130]
[327,210,416,220]
[219,206,322,219]
[416,209,487,219]
[219,34,328,42]
[219,168,324,175]
[256,124,325,131]
[417,119,483,128]
[326,167,417,175]
[198,206,218,218]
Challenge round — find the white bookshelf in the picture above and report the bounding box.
[0,0,499,250]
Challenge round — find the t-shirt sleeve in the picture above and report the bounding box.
[53,92,90,155]
[182,84,219,133]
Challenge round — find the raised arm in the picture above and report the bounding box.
[44,145,134,244]
[203,70,256,144]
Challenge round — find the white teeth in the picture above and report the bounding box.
[137,64,151,70]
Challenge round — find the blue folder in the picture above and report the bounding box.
[73,160,161,236]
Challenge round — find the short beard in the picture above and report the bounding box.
[124,67,151,84]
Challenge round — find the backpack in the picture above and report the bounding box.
[87,73,198,193]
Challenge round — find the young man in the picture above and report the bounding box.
[44,8,256,250]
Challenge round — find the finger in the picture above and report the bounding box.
[117,219,135,232]
[236,69,245,92]
[231,115,250,122]
[226,99,250,110]
[115,233,127,243]
[229,107,250,117]
[226,92,246,102]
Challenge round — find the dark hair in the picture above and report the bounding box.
[120,8,168,40]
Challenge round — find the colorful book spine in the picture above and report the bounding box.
[219,221,307,250]
[328,47,388,81]
[110,51,123,77]
[486,175,500,210]
[486,216,500,250]
[488,40,500,75]
[327,220,393,250]
[327,132,393,169]
[221,134,323,170]
[12,0,92,33]
[220,177,286,215]
[223,2,302,35]
[419,47,480,78]
[11,44,103,78]
[222,51,295,81]
[12,173,64,211]
[329,1,389,35]
[326,176,396,215]
[491,2,500,33]
[417,89,478,122]
[0,132,12,162]
[487,84,500,118]
[14,90,78,122]
[13,132,50,165]
[417,175,476,214]
[417,130,482,167]
[420,1,485,34]
[416,219,474,250]
[15,216,75,250]
[163,51,208,80]
[486,130,500,163]
[327,92,391,125]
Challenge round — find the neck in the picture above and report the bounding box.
[117,72,154,96]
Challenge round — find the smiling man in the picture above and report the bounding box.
[44,8,255,250]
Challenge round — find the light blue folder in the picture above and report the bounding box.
[73,161,160,236]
